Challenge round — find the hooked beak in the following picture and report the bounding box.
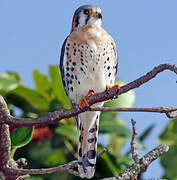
[92,12,102,19]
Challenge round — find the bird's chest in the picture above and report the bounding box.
[71,41,109,82]
[63,29,117,101]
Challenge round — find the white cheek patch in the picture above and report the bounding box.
[78,13,86,27]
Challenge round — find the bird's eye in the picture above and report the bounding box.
[83,9,89,15]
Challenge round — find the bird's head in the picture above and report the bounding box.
[71,5,102,32]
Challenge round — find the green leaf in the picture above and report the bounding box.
[161,144,177,179]
[10,126,34,148]
[50,134,65,149]
[0,77,19,92]
[11,86,49,112]
[49,99,62,112]
[96,146,117,178]
[100,112,131,137]
[108,134,127,156]
[104,80,136,108]
[116,156,133,170]
[1,71,21,82]
[158,118,177,179]
[45,149,66,166]
[6,93,39,114]
[55,124,78,142]
[49,65,70,109]
[108,117,128,155]
[33,69,52,101]
[96,146,131,178]
[25,140,66,167]
[159,118,177,146]
[139,124,155,142]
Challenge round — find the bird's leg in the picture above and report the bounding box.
[78,90,95,109]
[106,84,120,98]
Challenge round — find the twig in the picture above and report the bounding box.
[0,63,176,126]
[4,160,79,177]
[4,149,107,177]
[97,148,107,157]
[89,107,177,118]
[130,119,140,163]
[165,111,177,118]
[17,175,30,180]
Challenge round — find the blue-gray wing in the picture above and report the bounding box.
[59,36,79,128]
[59,36,69,97]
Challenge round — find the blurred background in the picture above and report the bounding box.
[0,0,177,179]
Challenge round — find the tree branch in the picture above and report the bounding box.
[99,144,169,180]
[130,119,140,163]
[0,96,19,180]
[0,63,176,126]
[4,160,78,177]
[4,148,107,177]
[89,107,177,118]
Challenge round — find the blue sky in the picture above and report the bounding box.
[0,0,177,178]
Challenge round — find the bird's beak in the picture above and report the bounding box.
[92,11,102,19]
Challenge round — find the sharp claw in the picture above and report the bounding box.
[78,90,94,109]
[87,90,95,96]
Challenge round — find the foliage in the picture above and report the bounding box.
[0,66,160,180]
[159,117,177,179]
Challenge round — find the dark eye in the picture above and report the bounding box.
[83,9,89,15]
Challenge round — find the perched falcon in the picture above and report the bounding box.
[60,5,119,178]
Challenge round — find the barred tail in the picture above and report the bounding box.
[77,111,100,179]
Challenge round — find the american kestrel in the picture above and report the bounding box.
[60,5,119,178]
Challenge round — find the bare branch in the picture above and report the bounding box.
[130,119,140,163]
[99,144,169,180]
[0,96,18,169]
[89,107,177,118]
[97,148,107,157]
[0,63,176,127]
[4,160,78,177]
[165,111,177,118]
[4,149,107,177]
[99,120,169,180]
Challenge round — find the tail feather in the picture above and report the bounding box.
[77,111,100,179]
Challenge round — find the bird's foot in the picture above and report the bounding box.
[78,90,95,109]
[106,84,120,99]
